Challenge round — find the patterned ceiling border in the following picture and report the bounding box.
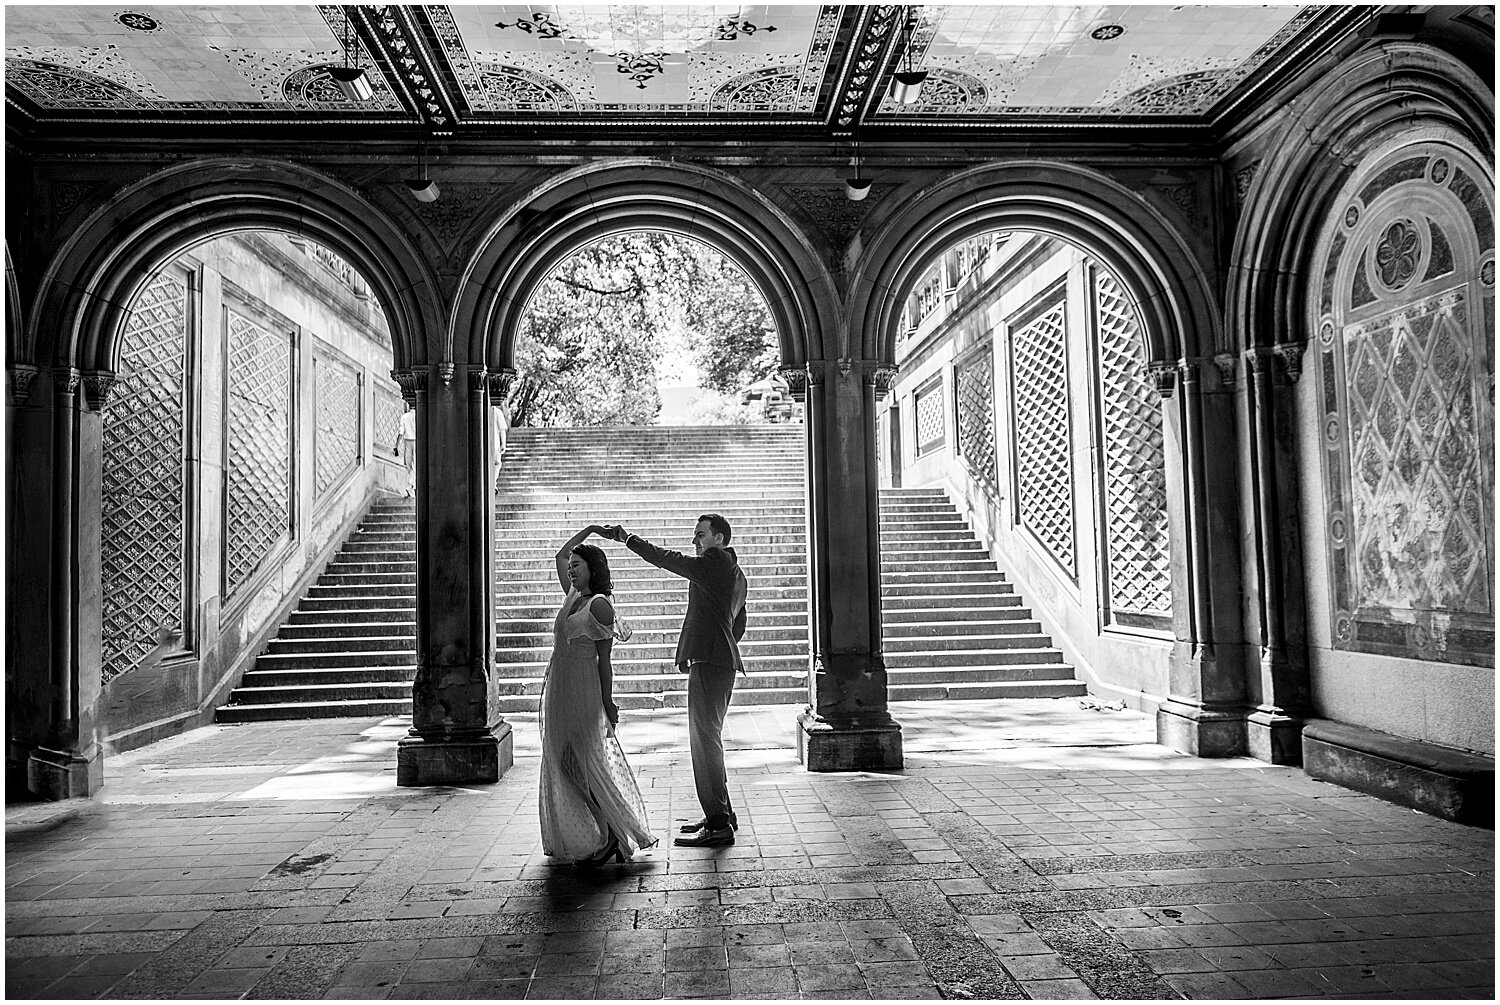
[357,4,457,127]
[828,4,904,133]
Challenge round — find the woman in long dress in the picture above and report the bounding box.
[539,526,657,867]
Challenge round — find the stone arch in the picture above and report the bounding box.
[27,157,442,376]
[849,160,1219,367]
[5,243,21,364]
[454,159,837,374]
[1228,42,1494,354]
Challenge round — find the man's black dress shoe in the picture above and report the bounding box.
[673,826,735,847]
[680,818,738,834]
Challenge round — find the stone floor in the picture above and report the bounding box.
[5,699,1494,1000]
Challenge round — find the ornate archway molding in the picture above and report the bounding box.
[24,157,441,382]
[848,159,1221,372]
[453,158,839,373]
[1229,42,1494,359]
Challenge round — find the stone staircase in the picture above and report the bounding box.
[215,425,1080,722]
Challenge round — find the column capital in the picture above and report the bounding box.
[1213,352,1238,390]
[778,365,808,399]
[7,363,40,405]
[1272,342,1305,384]
[870,362,899,399]
[487,369,517,403]
[390,367,426,405]
[54,367,81,399]
[466,364,489,393]
[1146,360,1177,398]
[80,370,118,412]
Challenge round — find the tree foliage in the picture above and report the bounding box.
[511,232,777,427]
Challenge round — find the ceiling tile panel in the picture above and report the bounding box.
[4,4,404,113]
[433,3,841,116]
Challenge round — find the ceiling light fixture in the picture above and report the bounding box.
[332,13,374,101]
[889,12,927,105]
[407,141,440,203]
[845,137,871,201]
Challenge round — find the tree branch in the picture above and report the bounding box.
[554,276,643,297]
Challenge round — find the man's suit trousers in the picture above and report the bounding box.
[687,661,737,830]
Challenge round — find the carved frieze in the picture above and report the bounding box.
[783,183,892,255]
[1234,161,1261,210]
[410,182,514,252]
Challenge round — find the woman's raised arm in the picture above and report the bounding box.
[554,525,603,593]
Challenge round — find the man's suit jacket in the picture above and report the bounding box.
[624,536,748,671]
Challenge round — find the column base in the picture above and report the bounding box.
[27,744,103,800]
[1156,700,1247,757]
[397,721,513,787]
[797,709,902,772]
[1246,708,1306,765]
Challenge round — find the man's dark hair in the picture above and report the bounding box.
[698,513,732,545]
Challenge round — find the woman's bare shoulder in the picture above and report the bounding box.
[588,594,615,623]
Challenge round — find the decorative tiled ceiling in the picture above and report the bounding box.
[3,4,1348,131]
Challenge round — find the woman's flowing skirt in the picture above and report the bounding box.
[538,640,656,861]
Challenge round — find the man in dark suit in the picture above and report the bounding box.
[607,513,748,847]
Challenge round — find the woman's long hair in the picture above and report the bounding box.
[572,543,614,596]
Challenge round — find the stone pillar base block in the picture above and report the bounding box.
[797,711,902,772]
[1156,701,1247,758]
[397,722,514,787]
[1246,710,1306,765]
[27,745,103,800]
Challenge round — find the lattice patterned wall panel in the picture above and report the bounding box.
[225,307,292,596]
[374,382,404,460]
[1010,299,1076,575]
[1094,268,1172,623]
[914,377,945,454]
[1345,292,1487,612]
[955,341,998,496]
[314,355,360,496]
[100,269,188,683]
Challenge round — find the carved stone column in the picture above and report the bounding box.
[795,358,902,771]
[7,367,105,798]
[1242,344,1311,764]
[1154,358,1252,757]
[394,363,513,786]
